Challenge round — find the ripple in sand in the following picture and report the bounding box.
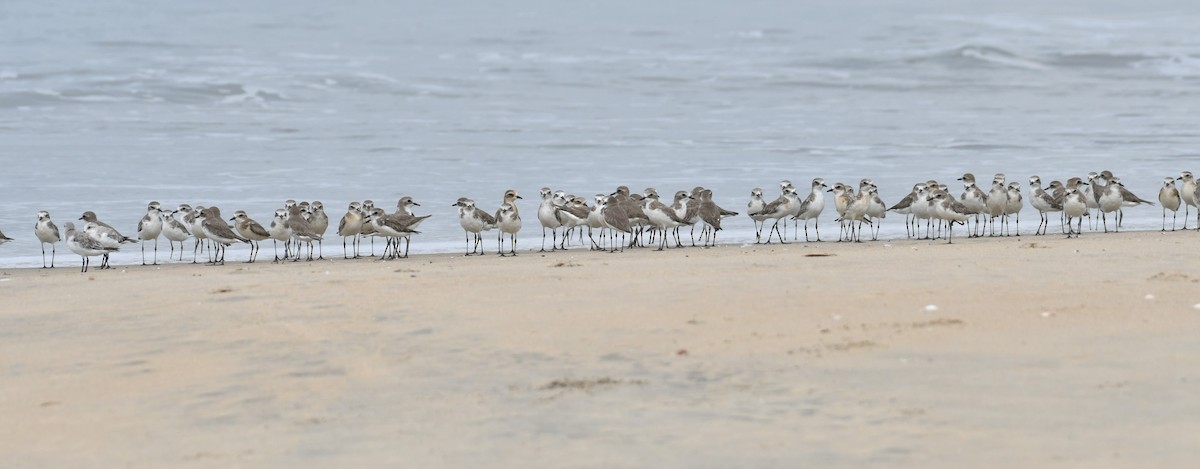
[539,377,646,393]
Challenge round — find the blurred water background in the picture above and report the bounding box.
[1,0,1197,267]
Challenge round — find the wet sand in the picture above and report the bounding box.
[2,231,1199,466]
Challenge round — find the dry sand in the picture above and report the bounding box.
[2,231,1199,466]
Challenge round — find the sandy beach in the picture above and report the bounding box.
[2,231,1199,466]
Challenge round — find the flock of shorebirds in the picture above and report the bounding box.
[2,170,1196,272]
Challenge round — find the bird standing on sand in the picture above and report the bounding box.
[455,197,495,256]
[231,210,271,263]
[1158,176,1182,231]
[267,209,292,262]
[537,187,563,252]
[496,190,523,256]
[287,205,322,261]
[309,201,330,260]
[136,201,164,265]
[160,209,191,261]
[1063,187,1090,238]
[34,211,61,268]
[80,211,136,269]
[697,188,738,247]
[198,207,248,265]
[337,202,364,259]
[64,222,118,272]
[1027,176,1059,236]
[384,197,431,258]
[793,178,828,242]
[932,191,970,244]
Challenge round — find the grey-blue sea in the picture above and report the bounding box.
[1,0,1197,267]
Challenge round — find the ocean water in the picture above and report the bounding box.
[1,0,1197,268]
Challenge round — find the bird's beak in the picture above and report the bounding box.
[413,202,421,206]
[516,195,523,199]
[826,189,833,193]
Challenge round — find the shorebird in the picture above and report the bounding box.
[231,210,271,263]
[197,207,248,265]
[1178,171,1197,229]
[267,208,292,262]
[361,208,419,259]
[0,228,12,246]
[643,192,691,250]
[287,205,322,261]
[183,205,209,263]
[386,197,431,258]
[599,195,633,252]
[667,191,694,248]
[556,194,590,250]
[1004,182,1022,236]
[864,185,886,241]
[136,201,164,265]
[958,173,988,237]
[1046,180,1070,234]
[888,183,921,239]
[587,194,609,250]
[1110,176,1154,229]
[454,197,496,255]
[309,201,330,260]
[34,210,61,268]
[495,201,522,256]
[360,200,377,256]
[1083,172,1103,230]
[1028,176,1060,236]
[792,178,828,242]
[612,186,650,248]
[681,187,705,246]
[1095,176,1148,232]
[79,211,136,269]
[64,222,118,272]
[758,186,799,244]
[910,184,934,239]
[160,209,190,261]
[829,183,857,241]
[840,188,873,242]
[489,190,520,255]
[985,179,1008,236]
[932,191,970,244]
[777,180,794,238]
[1063,186,1090,238]
[537,187,563,252]
[697,189,737,247]
[746,188,768,243]
[337,202,364,258]
[1158,176,1182,231]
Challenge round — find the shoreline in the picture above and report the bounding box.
[1,223,1195,273]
